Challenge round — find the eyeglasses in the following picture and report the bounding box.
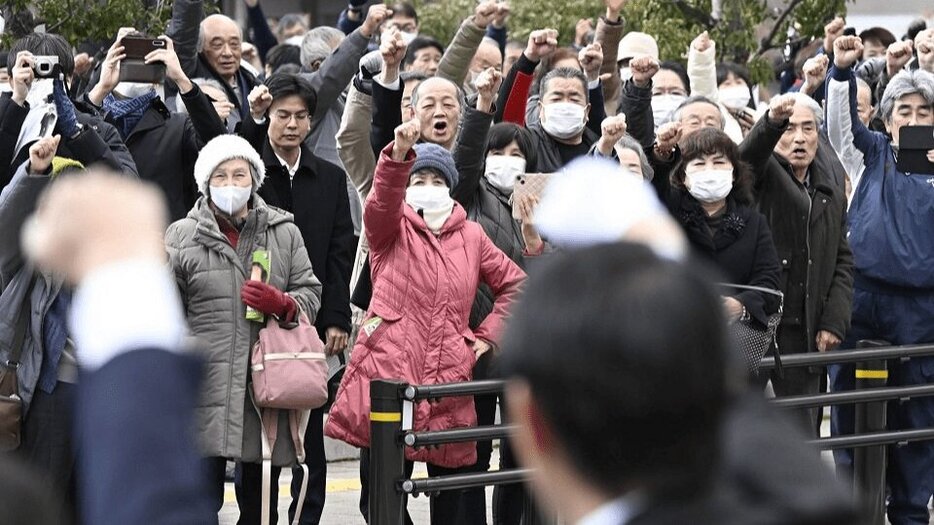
[272,110,310,123]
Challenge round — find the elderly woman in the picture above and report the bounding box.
[661,127,781,328]
[614,134,655,180]
[326,120,525,524]
[165,134,322,523]
[826,35,934,525]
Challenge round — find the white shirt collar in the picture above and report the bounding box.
[275,149,302,182]
[576,493,646,525]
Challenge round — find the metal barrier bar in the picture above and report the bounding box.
[769,383,934,409]
[853,356,888,525]
[404,380,506,401]
[401,469,534,495]
[369,379,407,525]
[758,343,934,370]
[404,425,517,448]
[810,427,934,450]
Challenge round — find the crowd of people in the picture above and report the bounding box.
[1,0,933,524]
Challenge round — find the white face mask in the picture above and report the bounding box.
[115,81,157,99]
[619,66,632,83]
[405,185,454,233]
[541,102,586,140]
[651,94,686,129]
[210,185,253,216]
[400,31,418,45]
[685,168,733,203]
[484,155,526,193]
[718,85,751,111]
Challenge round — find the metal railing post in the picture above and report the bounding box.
[853,342,889,525]
[369,379,406,525]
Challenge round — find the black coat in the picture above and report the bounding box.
[96,85,226,222]
[669,192,782,326]
[242,118,354,335]
[0,93,139,188]
[739,114,854,354]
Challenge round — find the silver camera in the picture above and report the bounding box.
[32,56,59,79]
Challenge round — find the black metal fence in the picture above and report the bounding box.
[368,341,934,525]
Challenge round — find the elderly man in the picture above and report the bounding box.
[826,35,934,525]
[167,0,260,130]
[737,92,854,435]
[464,37,503,95]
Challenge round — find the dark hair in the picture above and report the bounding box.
[499,243,728,497]
[391,2,419,24]
[659,61,690,93]
[858,27,896,48]
[403,36,444,69]
[266,44,302,72]
[540,67,589,102]
[277,13,307,36]
[671,127,754,206]
[534,47,579,95]
[264,72,317,115]
[8,33,75,77]
[0,50,9,70]
[485,122,538,173]
[716,62,755,109]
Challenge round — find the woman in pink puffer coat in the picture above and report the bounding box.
[325,120,525,521]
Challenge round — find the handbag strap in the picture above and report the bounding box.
[7,274,38,367]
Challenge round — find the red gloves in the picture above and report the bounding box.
[241,281,297,321]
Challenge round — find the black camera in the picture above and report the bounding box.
[32,56,60,79]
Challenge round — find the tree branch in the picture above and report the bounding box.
[672,0,718,29]
[755,0,805,58]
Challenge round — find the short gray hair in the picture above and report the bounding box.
[176,77,228,114]
[786,92,824,127]
[614,134,654,181]
[540,67,589,102]
[410,76,465,112]
[672,96,724,130]
[300,26,345,70]
[879,69,934,124]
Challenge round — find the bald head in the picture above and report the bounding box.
[199,15,243,82]
[470,38,503,75]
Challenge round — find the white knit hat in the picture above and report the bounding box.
[193,135,266,195]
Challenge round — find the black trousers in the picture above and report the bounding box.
[205,457,281,525]
[287,405,328,524]
[20,381,77,523]
[770,323,823,437]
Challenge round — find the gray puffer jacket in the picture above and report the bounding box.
[165,196,322,465]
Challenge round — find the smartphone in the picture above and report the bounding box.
[118,36,167,84]
[512,173,552,220]
[896,125,934,175]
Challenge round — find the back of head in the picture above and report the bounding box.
[264,72,318,115]
[266,44,302,73]
[500,242,727,496]
[391,2,418,24]
[8,33,75,77]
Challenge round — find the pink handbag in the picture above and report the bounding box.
[250,312,328,525]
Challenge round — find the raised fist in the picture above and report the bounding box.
[833,35,864,69]
[596,114,627,156]
[392,119,421,160]
[361,4,392,38]
[768,93,797,124]
[475,66,503,112]
[525,29,559,62]
[691,31,713,54]
[655,121,682,156]
[630,56,660,88]
[886,40,914,77]
[823,17,846,55]
[248,84,273,119]
[801,54,829,95]
[473,1,499,29]
[578,43,603,82]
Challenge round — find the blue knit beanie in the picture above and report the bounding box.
[411,143,459,188]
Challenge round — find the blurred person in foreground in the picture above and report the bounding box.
[522,157,855,524]
[21,168,216,524]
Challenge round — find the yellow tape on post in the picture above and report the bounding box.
[855,369,889,380]
[370,411,402,422]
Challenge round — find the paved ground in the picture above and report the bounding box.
[220,449,498,525]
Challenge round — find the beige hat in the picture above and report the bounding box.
[617,32,659,63]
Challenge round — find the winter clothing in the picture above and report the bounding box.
[102,90,159,138]
[596,15,626,116]
[325,143,525,468]
[165,196,322,464]
[240,280,297,321]
[826,64,934,525]
[411,143,459,188]
[667,192,782,326]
